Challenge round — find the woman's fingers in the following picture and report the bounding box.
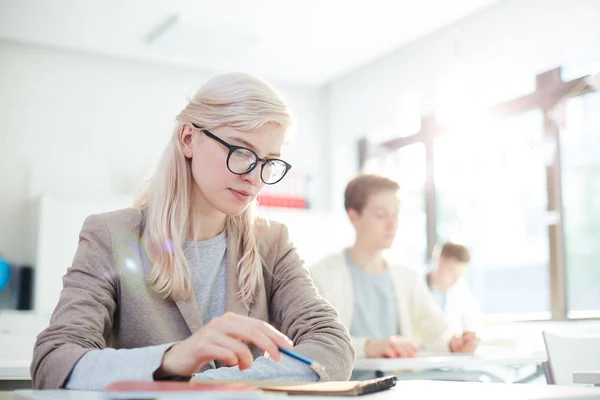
[260,320,294,349]
[245,330,284,362]
[200,343,239,367]
[215,314,292,360]
[210,335,255,370]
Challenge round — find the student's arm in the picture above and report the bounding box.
[409,270,455,353]
[30,215,173,390]
[267,224,356,381]
[65,344,179,390]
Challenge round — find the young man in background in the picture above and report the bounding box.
[310,174,478,359]
[426,242,482,334]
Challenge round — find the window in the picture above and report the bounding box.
[359,67,600,320]
[434,110,551,317]
[561,92,600,316]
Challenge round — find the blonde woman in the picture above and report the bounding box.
[31,73,354,390]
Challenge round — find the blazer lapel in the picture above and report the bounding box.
[138,242,204,334]
[137,208,204,335]
[174,295,204,335]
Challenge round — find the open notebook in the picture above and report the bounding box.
[247,376,397,396]
[105,376,397,397]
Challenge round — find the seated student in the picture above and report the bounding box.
[310,174,477,359]
[425,242,482,334]
[31,73,354,390]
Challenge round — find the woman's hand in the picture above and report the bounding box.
[156,312,294,378]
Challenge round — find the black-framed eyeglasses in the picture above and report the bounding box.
[191,123,292,185]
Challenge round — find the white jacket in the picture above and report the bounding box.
[309,251,454,358]
[433,277,482,334]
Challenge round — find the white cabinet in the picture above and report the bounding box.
[34,193,132,318]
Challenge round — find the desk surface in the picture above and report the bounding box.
[0,360,30,380]
[4,351,546,379]
[574,371,600,385]
[354,351,546,371]
[13,380,600,400]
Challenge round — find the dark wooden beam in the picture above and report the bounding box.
[538,70,568,320]
[424,131,437,261]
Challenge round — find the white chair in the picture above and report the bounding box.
[542,331,600,385]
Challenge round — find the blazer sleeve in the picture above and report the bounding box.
[31,214,118,389]
[268,224,356,381]
[409,271,455,353]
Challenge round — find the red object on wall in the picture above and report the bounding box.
[257,195,307,209]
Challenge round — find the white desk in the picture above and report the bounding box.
[0,360,31,380]
[353,351,547,383]
[0,359,32,391]
[574,371,600,387]
[354,352,546,371]
[14,390,270,399]
[13,380,600,400]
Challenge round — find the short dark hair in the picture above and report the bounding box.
[344,174,400,213]
[439,242,471,263]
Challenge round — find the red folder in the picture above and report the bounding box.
[106,380,258,393]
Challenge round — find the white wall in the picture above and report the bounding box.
[0,40,330,265]
[326,0,600,214]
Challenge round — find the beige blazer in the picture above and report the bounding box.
[309,251,454,358]
[31,208,355,389]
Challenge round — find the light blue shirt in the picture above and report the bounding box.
[345,250,399,340]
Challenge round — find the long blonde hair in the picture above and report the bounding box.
[135,73,293,307]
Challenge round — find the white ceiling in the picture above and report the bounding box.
[0,0,500,86]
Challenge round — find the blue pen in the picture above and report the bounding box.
[279,348,326,374]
